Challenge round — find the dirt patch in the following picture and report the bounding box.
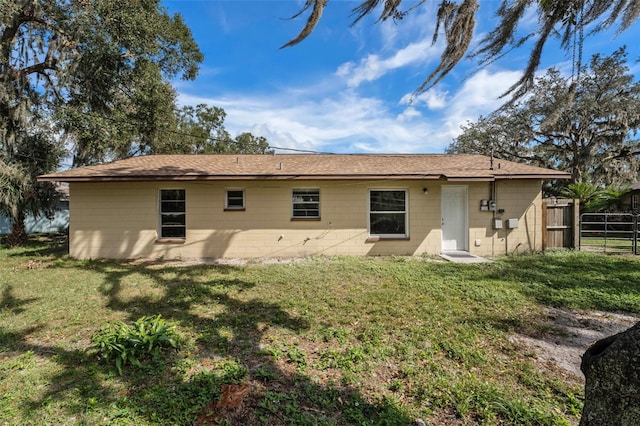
[126,256,306,268]
[510,307,638,381]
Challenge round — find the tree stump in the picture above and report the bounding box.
[580,321,640,425]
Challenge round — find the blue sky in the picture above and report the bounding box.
[163,0,640,154]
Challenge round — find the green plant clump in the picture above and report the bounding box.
[90,315,182,374]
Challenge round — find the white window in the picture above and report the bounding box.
[369,189,408,238]
[159,189,186,238]
[225,189,245,210]
[292,189,320,218]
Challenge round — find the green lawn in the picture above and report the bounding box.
[579,236,635,253]
[2,236,640,425]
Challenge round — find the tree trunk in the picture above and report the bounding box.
[580,321,640,425]
[6,212,27,246]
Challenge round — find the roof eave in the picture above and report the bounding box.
[38,172,571,183]
[493,173,571,180]
[38,174,446,182]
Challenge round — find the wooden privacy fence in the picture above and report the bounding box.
[542,198,579,250]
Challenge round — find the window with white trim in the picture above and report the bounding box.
[225,189,245,210]
[292,189,320,218]
[159,189,186,238]
[369,189,408,237]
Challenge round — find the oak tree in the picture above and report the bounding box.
[1,0,203,243]
[157,104,273,155]
[447,48,640,188]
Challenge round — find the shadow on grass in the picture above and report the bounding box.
[0,285,39,315]
[11,243,637,424]
[0,322,251,424]
[2,233,68,258]
[7,257,414,425]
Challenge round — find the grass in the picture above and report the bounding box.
[579,236,636,253]
[1,236,640,425]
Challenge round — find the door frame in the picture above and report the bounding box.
[441,185,469,252]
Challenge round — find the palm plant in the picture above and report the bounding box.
[594,186,632,212]
[560,182,605,213]
[0,163,29,245]
[561,182,633,213]
[1,129,63,245]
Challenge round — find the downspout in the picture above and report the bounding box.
[491,180,497,257]
[523,202,537,253]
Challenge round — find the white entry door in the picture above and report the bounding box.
[441,186,468,252]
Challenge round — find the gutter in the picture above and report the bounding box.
[38,173,570,183]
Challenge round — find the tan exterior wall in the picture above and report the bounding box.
[465,180,543,256]
[68,179,543,259]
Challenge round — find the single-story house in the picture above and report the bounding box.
[627,182,640,212]
[0,184,69,235]
[38,154,569,260]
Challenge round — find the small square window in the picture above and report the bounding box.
[226,189,245,210]
[292,189,320,218]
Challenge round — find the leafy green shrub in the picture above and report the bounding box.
[90,315,182,374]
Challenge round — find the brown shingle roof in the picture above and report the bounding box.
[38,154,570,182]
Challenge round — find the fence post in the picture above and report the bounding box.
[634,214,638,255]
[542,199,547,251]
[573,199,580,249]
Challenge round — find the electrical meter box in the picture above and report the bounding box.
[488,200,497,211]
[507,218,519,229]
[493,218,503,229]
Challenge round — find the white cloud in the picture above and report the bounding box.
[337,40,437,88]
[397,106,421,122]
[177,67,522,155]
[451,69,520,111]
[430,69,521,148]
[403,88,448,110]
[335,61,354,78]
[179,88,438,154]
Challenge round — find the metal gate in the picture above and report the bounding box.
[579,213,639,254]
